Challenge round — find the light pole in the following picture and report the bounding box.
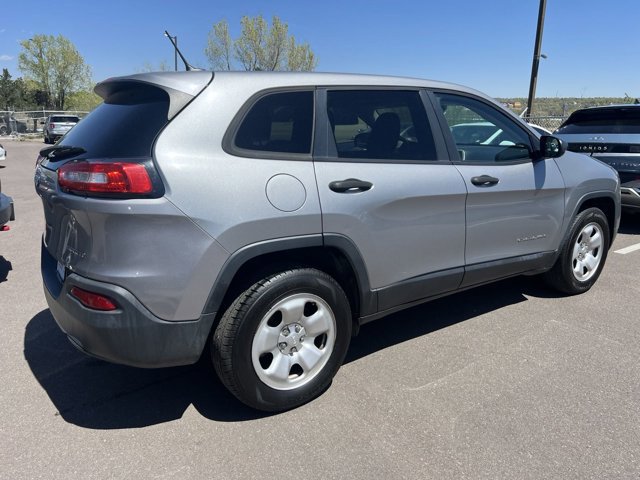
[164,31,178,71]
[526,0,547,119]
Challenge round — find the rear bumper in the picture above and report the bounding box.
[0,193,15,226]
[41,244,216,368]
[620,186,640,210]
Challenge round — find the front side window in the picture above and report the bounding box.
[327,90,437,161]
[435,93,533,163]
[235,91,313,154]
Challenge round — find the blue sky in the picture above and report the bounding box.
[1,0,637,98]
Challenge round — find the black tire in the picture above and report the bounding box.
[43,133,50,144]
[212,268,352,411]
[543,207,610,294]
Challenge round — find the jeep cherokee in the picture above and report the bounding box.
[35,71,621,411]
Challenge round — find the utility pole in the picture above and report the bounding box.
[526,0,547,118]
[164,31,178,71]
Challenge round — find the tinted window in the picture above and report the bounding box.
[58,86,169,158]
[51,116,79,123]
[435,93,533,163]
[235,91,313,154]
[556,107,640,134]
[327,90,437,161]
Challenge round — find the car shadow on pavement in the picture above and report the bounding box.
[0,256,11,282]
[23,310,269,428]
[345,275,555,364]
[24,276,557,429]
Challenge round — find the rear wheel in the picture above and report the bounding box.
[212,268,352,411]
[543,207,609,294]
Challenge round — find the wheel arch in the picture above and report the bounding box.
[573,192,619,244]
[202,234,376,334]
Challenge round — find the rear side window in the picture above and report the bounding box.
[234,91,313,154]
[58,86,170,158]
[327,90,437,161]
[556,108,640,134]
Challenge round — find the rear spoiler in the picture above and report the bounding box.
[95,71,214,119]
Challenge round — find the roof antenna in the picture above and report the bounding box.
[163,30,200,71]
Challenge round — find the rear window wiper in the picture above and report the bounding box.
[39,145,87,161]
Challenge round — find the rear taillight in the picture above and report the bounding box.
[58,161,153,195]
[70,286,118,311]
[49,123,55,129]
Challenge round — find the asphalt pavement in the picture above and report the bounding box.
[1,139,639,479]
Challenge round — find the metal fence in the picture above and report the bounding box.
[442,108,567,134]
[524,115,567,133]
[0,110,89,136]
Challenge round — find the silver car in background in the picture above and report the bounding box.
[43,114,80,144]
[35,71,620,411]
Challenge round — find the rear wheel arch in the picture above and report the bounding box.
[202,236,376,335]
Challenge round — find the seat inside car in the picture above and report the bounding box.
[367,112,400,158]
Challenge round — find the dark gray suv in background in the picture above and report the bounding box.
[555,104,640,211]
[35,71,620,411]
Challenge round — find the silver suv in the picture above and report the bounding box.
[35,71,621,411]
[43,114,80,144]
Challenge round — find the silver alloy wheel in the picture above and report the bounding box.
[251,293,336,391]
[571,221,603,282]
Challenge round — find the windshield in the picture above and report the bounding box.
[556,108,640,134]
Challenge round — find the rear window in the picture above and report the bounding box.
[51,116,79,123]
[58,86,169,158]
[556,107,640,134]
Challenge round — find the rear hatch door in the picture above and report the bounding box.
[35,72,213,269]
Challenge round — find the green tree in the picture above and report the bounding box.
[66,89,102,111]
[18,34,91,109]
[205,15,318,71]
[138,60,171,73]
[205,20,233,70]
[0,69,20,110]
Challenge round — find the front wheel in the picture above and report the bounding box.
[543,207,610,294]
[212,268,352,411]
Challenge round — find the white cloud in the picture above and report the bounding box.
[0,54,13,61]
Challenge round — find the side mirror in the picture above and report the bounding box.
[539,135,566,158]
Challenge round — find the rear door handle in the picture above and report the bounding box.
[470,175,499,187]
[329,178,373,193]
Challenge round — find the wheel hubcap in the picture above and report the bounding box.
[277,323,307,355]
[251,293,336,390]
[571,222,603,282]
